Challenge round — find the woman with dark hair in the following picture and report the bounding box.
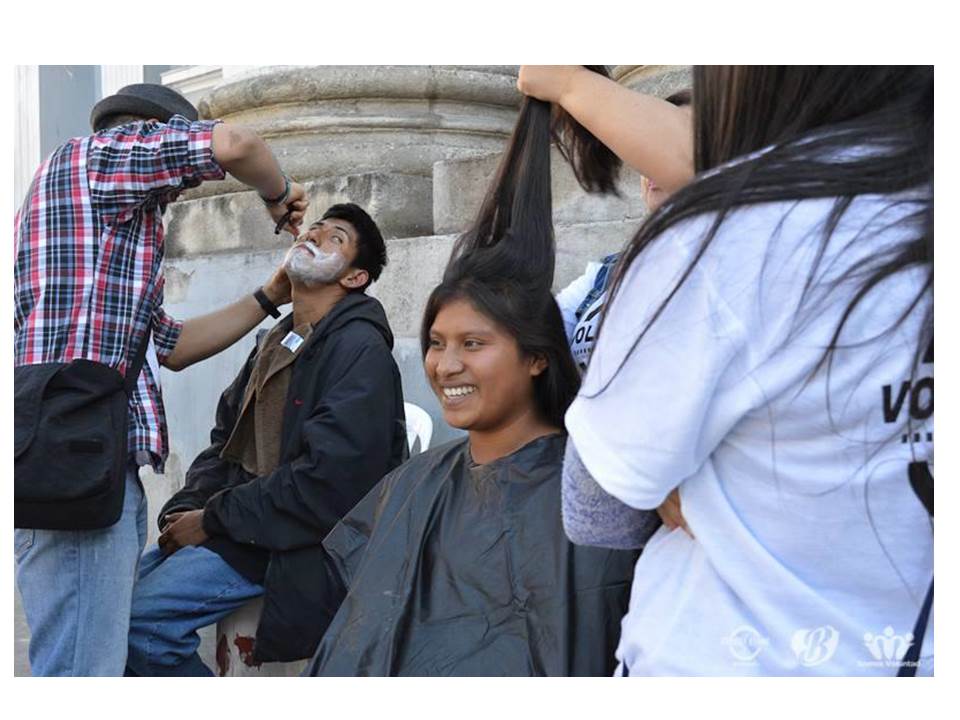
[525,70,695,534]
[304,79,637,676]
[557,66,933,675]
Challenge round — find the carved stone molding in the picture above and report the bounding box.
[186,65,522,198]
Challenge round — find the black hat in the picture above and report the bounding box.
[90,83,198,131]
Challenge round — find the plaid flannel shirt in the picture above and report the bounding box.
[14,115,225,472]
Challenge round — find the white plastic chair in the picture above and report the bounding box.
[404,402,433,455]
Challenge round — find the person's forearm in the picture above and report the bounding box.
[559,69,694,194]
[561,439,662,549]
[211,124,287,198]
[163,288,278,371]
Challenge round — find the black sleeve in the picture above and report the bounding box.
[202,332,401,551]
[291,466,402,662]
[158,345,257,529]
[320,464,397,588]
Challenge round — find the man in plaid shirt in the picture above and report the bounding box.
[14,84,308,676]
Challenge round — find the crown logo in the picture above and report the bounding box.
[863,626,913,662]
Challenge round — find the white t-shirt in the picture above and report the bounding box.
[556,261,612,371]
[565,194,933,676]
[568,293,605,372]
[556,261,603,340]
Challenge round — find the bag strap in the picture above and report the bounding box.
[123,324,152,395]
[898,459,933,677]
[897,580,933,677]
[908,461,934,517]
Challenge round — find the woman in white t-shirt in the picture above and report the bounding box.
[559,66,934,675]
[530,74,695,533]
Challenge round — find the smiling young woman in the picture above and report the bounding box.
[425,297,553,463]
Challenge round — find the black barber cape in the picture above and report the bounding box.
[306,433,638,676]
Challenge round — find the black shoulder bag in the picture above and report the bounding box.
[14,329,150,530]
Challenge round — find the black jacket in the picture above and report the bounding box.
[160,292,408,662]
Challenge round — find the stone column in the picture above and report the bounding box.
[612,65,693,96]
[191,65,521,194]
[164,66,522,257]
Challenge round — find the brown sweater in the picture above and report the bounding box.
[220,321,314,477]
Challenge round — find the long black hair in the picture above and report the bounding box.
[422,67,621,428]
[596,66,933,396]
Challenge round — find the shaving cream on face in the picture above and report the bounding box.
[284,241,347,286]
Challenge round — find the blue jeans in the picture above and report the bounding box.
[126,544,264,676]
[14,467,148,676]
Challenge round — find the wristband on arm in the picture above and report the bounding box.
[260,172,291,206]
[254,287,281,318]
